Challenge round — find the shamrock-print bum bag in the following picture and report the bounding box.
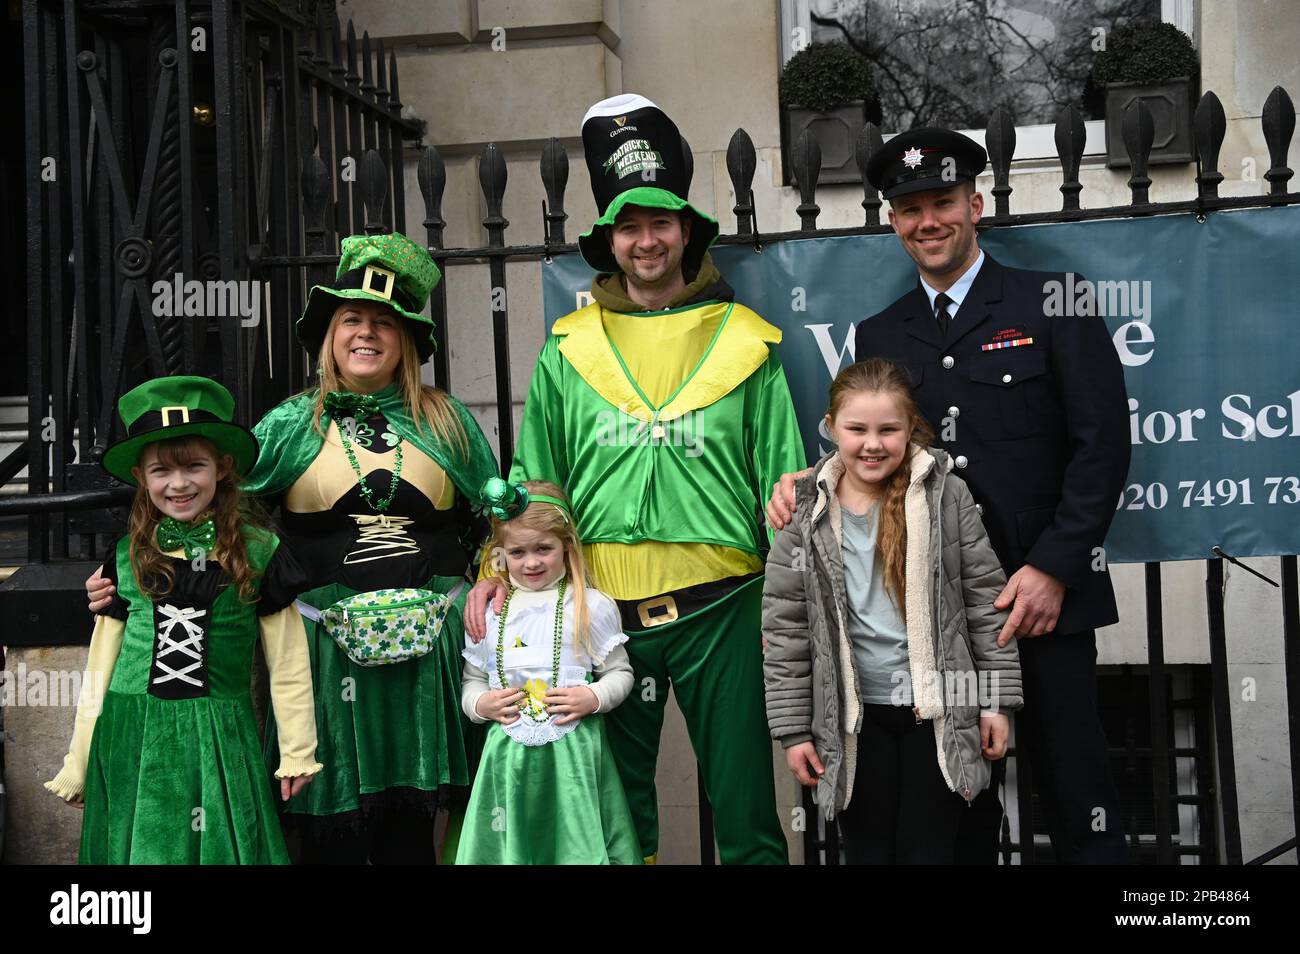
[296,582,466,667]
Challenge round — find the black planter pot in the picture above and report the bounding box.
[1104,77,1195,168]
[782,101,870,185]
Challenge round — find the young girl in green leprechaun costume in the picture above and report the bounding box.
[48,375,321,864]
[457,482,640,864]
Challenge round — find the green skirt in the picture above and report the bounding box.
[81,691,289,865]
[267,574,474,822]
[456,716,641,865]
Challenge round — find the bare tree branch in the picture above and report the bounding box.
[802,0,1160,128]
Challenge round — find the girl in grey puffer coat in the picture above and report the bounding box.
[763,359,1022,864]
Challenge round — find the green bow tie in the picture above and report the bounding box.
[324,390,382,419]
[157,516,217,559]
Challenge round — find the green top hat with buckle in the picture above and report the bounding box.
[578,93,719,275]
[297,232,442,362]
[102,375,260,486]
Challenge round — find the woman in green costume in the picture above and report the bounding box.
[50,376,321,864]
[246,233,523,863]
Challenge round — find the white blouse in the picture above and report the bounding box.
[462,575,632,746]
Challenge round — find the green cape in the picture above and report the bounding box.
[242,383,503,510]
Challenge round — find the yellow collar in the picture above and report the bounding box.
[553,302,782,422]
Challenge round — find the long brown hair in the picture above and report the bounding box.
[484,481,596,657]
[827,358,935,618]
[310,304,469,461]
[127,436,269,602]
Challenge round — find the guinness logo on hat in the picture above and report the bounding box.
[577,93,719,274]
[582,94,687,210]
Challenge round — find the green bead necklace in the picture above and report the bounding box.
[333,411,403,513]
[495,577,566,723]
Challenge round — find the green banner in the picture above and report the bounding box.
[542,205,1300,563]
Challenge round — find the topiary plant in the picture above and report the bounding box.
[779,42,877,113]
[1090,21,1199,87]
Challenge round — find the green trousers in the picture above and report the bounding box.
[605,579,788,864]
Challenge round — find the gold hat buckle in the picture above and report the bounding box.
[362,264,396,301]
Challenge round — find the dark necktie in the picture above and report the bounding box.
[934,292,954,339]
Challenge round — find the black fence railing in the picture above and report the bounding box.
[10,0,1300,865]
[15,0,420,558]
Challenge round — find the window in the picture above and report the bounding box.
[779,0,1196,162]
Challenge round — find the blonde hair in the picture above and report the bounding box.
[826,358,935,620]
[127,436,269,603]
[485,481,596,657]
[309,303,469,461]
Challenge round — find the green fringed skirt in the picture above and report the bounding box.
[80,691,289,865]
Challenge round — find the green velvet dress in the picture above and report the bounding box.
[79,528,307,864]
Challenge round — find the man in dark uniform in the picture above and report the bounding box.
[768,127,1131,864]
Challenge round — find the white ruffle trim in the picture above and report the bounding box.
[462,638,492,673]
[586,626,628,667]
[503,714,580,747]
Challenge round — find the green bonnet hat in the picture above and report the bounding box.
[297,232,442,362]
[102,375,260,486]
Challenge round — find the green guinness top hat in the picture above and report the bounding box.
[102,375,260,485]
[578,94,719,274]
[297,232,442,362]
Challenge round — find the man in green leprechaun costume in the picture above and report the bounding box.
[467,94,803,864]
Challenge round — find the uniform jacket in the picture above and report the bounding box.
[763,445,1022,818]
[854,253,1131,633]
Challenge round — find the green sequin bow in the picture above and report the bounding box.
[156,516,216,559]
[481,476,530,522]
[323,390,382,418]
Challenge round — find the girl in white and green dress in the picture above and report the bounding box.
[457,481,641,864]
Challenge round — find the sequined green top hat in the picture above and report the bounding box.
[297,232,443,363]
[578,94,719,274]
[101,375,260,486]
